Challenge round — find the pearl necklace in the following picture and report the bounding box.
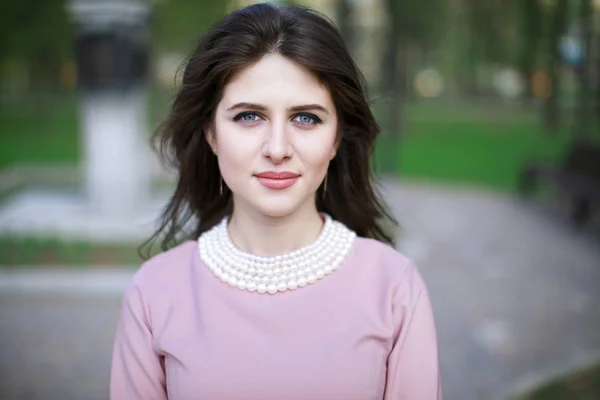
[197,215,356,294]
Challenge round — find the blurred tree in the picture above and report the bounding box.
[0,0,228,91]
[518,0,544,99]
[151,0,228,53]
[336,0,354,56]
[0,0,72,90]
[378,0,444,174]
[447,0,520,96]
[575,0,593,138]
[597,42,600,125]
[543,0,568,133]
[464,0,490,95]
[381,0,404,144]
[381,0,443,138]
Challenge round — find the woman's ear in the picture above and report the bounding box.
[205,128,218,155]
[331,138,341,159]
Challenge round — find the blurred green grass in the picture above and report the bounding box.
[0,97,80,167]
[373,100,579,192]
[376,116,572,192]
[0,235,144,267]
[514,362,600,400]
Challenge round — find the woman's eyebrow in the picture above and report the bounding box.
[226,102,267,112]
[226,102,330,115]
[288,104,330,115]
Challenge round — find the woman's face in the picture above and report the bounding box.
[209,53,338,219]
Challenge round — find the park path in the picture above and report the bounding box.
[1,179,599,400]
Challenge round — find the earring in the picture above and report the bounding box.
[219,176,223,195]
[322,151,335,198]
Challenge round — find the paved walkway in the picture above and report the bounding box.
[1,180,599,400]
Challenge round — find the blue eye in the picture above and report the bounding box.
[293,113,322,125]
[234,112,261,123]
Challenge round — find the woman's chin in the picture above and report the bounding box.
[251,198,306,219]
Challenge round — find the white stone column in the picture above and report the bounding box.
[69,0,152,217]
[80,90,150,215]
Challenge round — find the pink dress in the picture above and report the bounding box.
[110,237,441,399]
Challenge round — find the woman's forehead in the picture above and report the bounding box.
[220,54,333,109]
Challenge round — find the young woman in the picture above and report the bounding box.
[110,3,441,399]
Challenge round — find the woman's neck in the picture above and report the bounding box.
[227,205,324,257]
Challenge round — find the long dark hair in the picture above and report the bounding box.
[140,2,396,259]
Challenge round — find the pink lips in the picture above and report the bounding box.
[255,171,300,190]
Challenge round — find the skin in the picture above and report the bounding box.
[207,53,339,256]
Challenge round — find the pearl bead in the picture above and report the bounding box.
[198,215,355,295]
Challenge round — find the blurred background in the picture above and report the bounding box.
[0,0,599,399]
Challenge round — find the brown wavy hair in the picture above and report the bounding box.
[140,2,396,259]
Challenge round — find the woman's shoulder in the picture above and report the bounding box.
[351,236,426,292]
[353,236,413,270]
[128,240,198,293]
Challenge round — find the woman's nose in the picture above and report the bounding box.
[262,121,293,163]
